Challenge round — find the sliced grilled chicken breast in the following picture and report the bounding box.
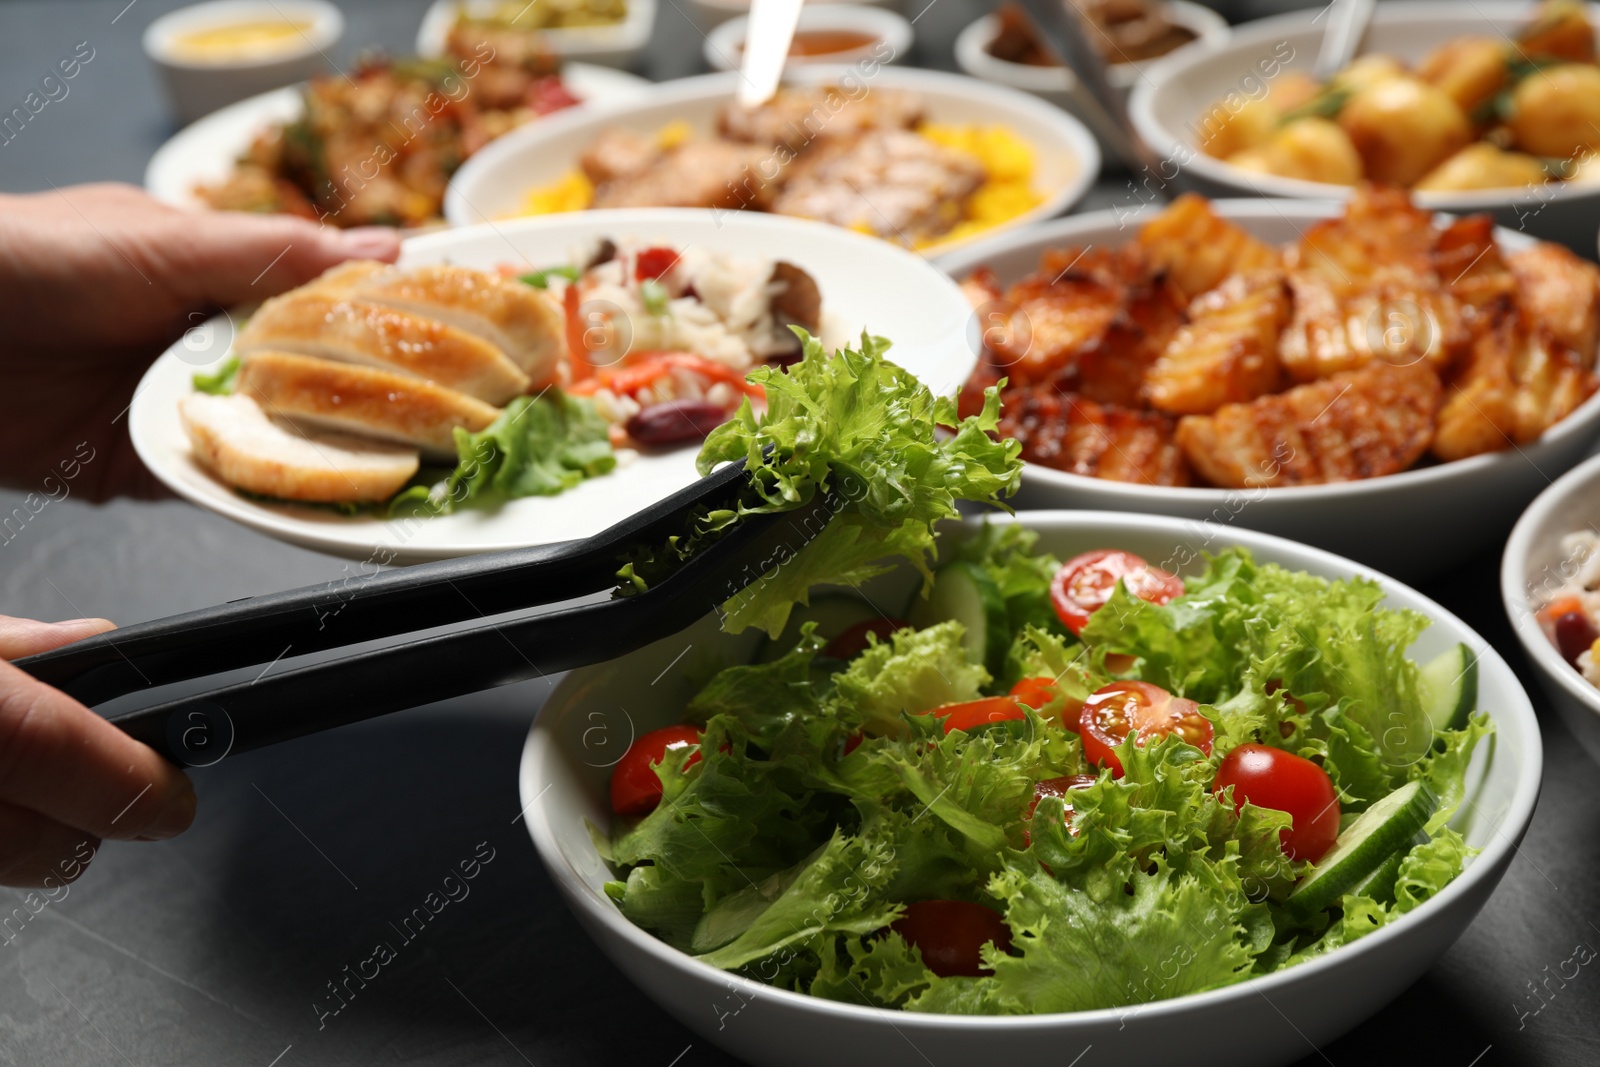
[236,351,501,460]
[179,393,419,503]
[236,291,531,405]
[340,263,565,385]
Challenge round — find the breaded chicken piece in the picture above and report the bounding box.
[959,266,1003,311]
[1433,214,1515,315]
[1434,303,1599,460]
[985,252,1123,382]
[998,387,1192,485]
[1135,194,1280,301]
[1144,270,1289,415]
[1510,242,1600,364]
[1072,273,1187,408]
[579,127,663,186]
[237,351,500,461]
[1175,360,1440,487]
[180,393,419,503]
[1279,186,1470,382]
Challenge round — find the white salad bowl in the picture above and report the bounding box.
[443,66,1102,260]
[953,1,1229,164]
[1503,450,1600,766]
[522,510,1540,1067]
[128,209,975,562]
[1127,0,1600,253]
[931,200,1600,582]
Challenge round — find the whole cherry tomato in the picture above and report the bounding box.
[892,900,1013,977]
[1213,743,1341,863]
[609,725,703,816]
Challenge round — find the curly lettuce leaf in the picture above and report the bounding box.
[827,620,989,737]
[391,390,614,515]
[641,330,1020,636]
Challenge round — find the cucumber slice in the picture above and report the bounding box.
[1346,844,1406,905]
[907,561,1009,675]
[755,595,882,663]
[1419,643,1477,735]
[1286,781,1437,922]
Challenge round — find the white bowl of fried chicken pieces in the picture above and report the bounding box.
[937,185,1600,580]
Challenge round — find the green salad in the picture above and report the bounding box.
[594,332,1493,1016]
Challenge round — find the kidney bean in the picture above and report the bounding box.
[625,399,728,445]
[1555,610,1599,666]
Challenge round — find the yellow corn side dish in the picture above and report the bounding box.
[917,123,1045,248]
[521,170,594,216]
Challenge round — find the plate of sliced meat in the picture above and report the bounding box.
[442,66,1100,257]
[934,186,1600,579]
[130,208,974,562]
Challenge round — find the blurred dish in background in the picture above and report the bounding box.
[415,0,658,69]
[177,4,657,231]
[953,0,1227,162]
[142,0,344,124]
[1194,0,1600,193]
[447,69,1101,257]
[686,0,903,33]
[703,4,913,71]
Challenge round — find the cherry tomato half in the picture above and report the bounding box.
[1050,550,1184,637]
[892,900,1013,977]
[1213,743,1341,863]
[927,696,1026,734]
[824,617,909,660]
[609,725,703,816]
[1022,774,1098,845]
[1079,680,1213,776]
[633,246,681,281]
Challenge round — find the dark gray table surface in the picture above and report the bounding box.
[1,0,1597,1064]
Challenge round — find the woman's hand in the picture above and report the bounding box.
[0,183,402,499]
[0,615,197,886]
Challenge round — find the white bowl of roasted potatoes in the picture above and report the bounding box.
[934,191,1600,581]
[1129,0,1600,252]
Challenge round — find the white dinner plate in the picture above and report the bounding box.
[129,209,977,562]
[143,63,652,212]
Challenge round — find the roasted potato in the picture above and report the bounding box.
[1415,143,1551,192]
[1175,360,1441,487]
[1227,118,1364,186]
[997,387,1192,485]
[1331,55,1407,94]
[1144,270,1289,415]
[1508,65,1600,161]
[1517,0,1598,63]
[1135,193,1280,301]
[1337,76,1473,187]
[1418,36,1510,114]
[1195,72,1321,160]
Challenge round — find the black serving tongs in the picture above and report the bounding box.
[14,458,833,767]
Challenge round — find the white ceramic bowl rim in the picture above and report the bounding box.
[932,198,1600,504]
[524,509,1543,1030]
[1128,0,1600,211]
[1502,450,1600,715]
[142,0,344,69]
